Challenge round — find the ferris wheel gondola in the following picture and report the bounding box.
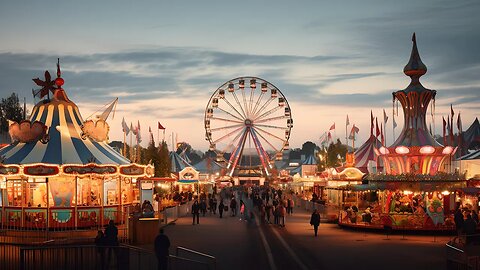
[204,77,292,177]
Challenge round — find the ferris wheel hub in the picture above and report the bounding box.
[244,119,253,127]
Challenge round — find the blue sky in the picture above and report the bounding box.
[0,0,478,150]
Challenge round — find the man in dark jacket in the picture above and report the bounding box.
[310,209,321,237]
[192,200,200,225]
[463,214,477,245]
[454,208,464,236]
[219,200,225,218]
[230,198,237,216]
[154,228,171,270]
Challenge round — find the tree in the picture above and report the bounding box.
[325,139,348,168]
[301,141,317,156]
[0,93,24,130]
[157,141,171,177]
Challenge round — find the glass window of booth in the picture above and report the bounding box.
[104,177,119,205]
[6,179,25,206]
[26,178,47,207]
[77,176,102,206]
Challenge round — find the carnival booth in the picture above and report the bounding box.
[338,34,465,231]
[0,61,153,230]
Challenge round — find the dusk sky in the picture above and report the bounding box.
[0,0,478,151]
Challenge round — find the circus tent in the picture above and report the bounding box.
[170,151,193,173]
[463,117,480,149]
[193,157,222,174]
[354,134,381,173]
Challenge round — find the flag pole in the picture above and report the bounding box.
[157,125,160,146]
[123,130,126,157]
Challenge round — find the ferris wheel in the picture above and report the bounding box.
[205,77,293,177]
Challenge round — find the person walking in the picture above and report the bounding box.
[218,200,224,218]
[279,204,286,227]
[192,200,200,225]
[212,197,218,215]
[230,197,237,217]
[94,230,106,269]
[454,207,464,236]
[265,203,272,224]
[310,209,321,237]
[105,220,119,268]
[154,228,171,270]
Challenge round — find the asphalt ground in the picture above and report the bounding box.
[143,203,452,270]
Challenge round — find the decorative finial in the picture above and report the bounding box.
[55,58,64,88]
[403,32,427,80]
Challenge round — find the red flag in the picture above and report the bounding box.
[442,117,446,146]
[329,123,335,130]
[450,104,455,118]
[327,132,332,141]
[349,125,359,140]
[346,115,350,126]
[383,109,389,124]
[158,121,165,130]
[375,118,380,138]
[380,123,384,145]
[370,110,374,136]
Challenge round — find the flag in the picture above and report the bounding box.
[450,104,454,118]
[380,123,384,145]
[327,132,332,141]
[136,120,142,143]
[348,125,359,140]
[375,118,380,138]
[130,122,137,136]
[447,117,452,145]
[370,110,374,135]
[383,109,389,124]
[329,123,335,130]
[442,117,447,146]
[121,117,130,135]
[158,121,165,130]
[346,115,350,126]
[457,113,462,133]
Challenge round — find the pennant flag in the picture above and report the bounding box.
[122,117,130,135]
[442,117,447,146]
[370,110,374,135]
[329,123,335,131]
[375,117,380,138]
[158,121,165,130]
[130,122,137,136]
[327,132,332,141]
[457,113,462,133]
[383,109,389,124]
[450,104,455,118]
[380,123,384,145]
[136,120,142,144]
[348,125,359,140]
[346,115,350,126]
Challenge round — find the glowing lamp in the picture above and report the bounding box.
[441,190,450,196]
[379,147,390,155]
[55,77,64,87]
[395,146,410,154]
[420,146,435,155]
[442,146,453,155]
[132,178,137,184]
[403,190,413,195]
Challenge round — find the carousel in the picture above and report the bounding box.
[338,34,467,231]
[0,60,153,230]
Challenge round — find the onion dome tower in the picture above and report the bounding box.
[378,34,455,175]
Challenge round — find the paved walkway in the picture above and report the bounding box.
[142,203,452,270]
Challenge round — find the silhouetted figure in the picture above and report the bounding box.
[463,214,477,245]
[154,228,171,270]
[230,198,237,216]
[454,208,464,235]
[95,230,106,269]
[105,220,119,268]
[219,201,224,218]
[192,200,200,225]
[310,209,321,237]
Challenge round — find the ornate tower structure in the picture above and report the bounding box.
[378,34,455,175]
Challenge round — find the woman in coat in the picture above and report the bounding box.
[310,209,321,237]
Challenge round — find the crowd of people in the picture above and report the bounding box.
[454,203,479,245]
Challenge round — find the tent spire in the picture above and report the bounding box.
[403,32,427,82]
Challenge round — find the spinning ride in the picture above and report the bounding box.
[205,77,292,178]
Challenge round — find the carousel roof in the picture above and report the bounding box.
[193,157,223,174]
[170,151,193,173]
[0,69,130,166]
[355,134,381,171]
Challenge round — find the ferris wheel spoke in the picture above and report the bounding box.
[255,115,288,124]
[251,91,265,118]
[254,106,282,122]
[253,97,275,119]
[249,129,270,175]
[241,87,250,118]
[213,126,244,144]
[254,123,288,130]
[254,126,287,143]
[210,116,243,124]
[227,129,249,176]
[222,96,245,120]
[209,123,244,132]
[232,91,248,119]
[216,106,244,122]
[220,127,247,153]
[251,126,280,153]
[249,88,255,117]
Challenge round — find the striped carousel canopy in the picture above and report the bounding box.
[354,134,381,172]
[0,62,153,178]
